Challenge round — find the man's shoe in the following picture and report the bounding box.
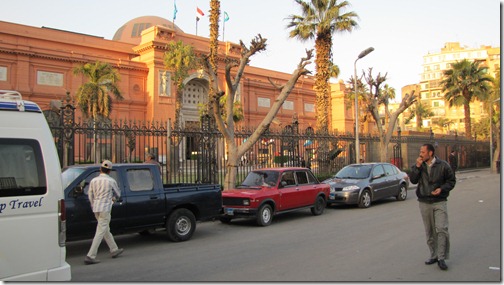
[438,259,448,270]
[111,248,124,258]
[425,258,438,265]
[84,256,100,265]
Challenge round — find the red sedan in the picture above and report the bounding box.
[221,167,330,226]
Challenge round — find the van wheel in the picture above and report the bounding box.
[166,208,196,242]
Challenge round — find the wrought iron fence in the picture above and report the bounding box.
[46,93,491,186]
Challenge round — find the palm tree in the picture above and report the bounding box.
[73,61,123,120]
[441,59,493,138]
[287,0,358,134]
[73,61,123,162]
[163,40,198,129]
[485,68,500,171]
[208,0,220,116]
[404,101,434,130]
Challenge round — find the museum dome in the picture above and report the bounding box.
[112,16,183,45]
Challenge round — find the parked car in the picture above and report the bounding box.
[221,167,330,226]
[62,163,222,242]
[323,163,409,208]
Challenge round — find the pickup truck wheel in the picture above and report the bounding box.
[166,209,196,242]
[310,195,326,215]
[256,204,273,226]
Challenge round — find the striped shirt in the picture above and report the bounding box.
[88,173,121,213]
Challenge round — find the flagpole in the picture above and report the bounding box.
[222,17,225,41]
[196,18,198,35]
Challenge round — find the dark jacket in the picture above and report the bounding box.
[409,156,456,203]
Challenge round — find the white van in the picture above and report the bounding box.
[0,90,71,281]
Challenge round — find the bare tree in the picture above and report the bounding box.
[203,35,313,190]
[361,68,417,163]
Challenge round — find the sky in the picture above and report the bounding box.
[0,0,500,99]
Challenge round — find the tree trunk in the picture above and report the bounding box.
[463,99,472,138]
[314,36,331,133]
[223,140,239,190]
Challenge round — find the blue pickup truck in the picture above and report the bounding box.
[61,163,222,242]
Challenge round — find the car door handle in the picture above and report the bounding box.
[150,196,159,200]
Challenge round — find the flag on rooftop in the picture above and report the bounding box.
[173,0,178,20]
[196,7,204,21]
[224,11,229,22]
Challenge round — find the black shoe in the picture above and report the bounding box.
[438,259,448,270]
[84,256,100,265]
[425,258,438,265]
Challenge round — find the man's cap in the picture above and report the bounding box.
[101,160,113,169]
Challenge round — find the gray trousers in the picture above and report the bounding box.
[419,201,450,260]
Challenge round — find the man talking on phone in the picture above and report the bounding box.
[409,143,456,271]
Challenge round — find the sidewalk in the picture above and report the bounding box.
[408,167,492,189]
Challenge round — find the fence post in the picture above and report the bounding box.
[60,91,75,167]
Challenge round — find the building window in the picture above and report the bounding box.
[0,66,6,81]
[37,71,63,87]
[283,100,294,110]
[258,97,270,108]
[183,81,206,108]
[131,23,152,38]
[304,103,315,113]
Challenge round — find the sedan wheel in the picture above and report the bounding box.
[396,184,407,201]
[310,195,326,215]
[358,189,371,208]
[256,204,273,226]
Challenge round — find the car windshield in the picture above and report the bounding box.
[334,165,372,179]
[61,168,86,190]
[240,171,279,188]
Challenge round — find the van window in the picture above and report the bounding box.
[0,139,46,197]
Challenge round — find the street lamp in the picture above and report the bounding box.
[354,47,374,163]
[489,98,500,172]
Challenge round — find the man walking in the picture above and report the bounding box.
[409,143,456,270]
[448,150,458,172]
[85,160,124,265]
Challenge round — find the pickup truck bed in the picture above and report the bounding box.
[62,163,222,242]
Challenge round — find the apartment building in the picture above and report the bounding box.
[417,42,500,135]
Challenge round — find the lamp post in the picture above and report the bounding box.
[489,98,500,172]
[354,47,374,163]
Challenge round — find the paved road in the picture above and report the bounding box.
[66,168,501,282]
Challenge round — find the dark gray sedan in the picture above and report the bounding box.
[323,163,409,208]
